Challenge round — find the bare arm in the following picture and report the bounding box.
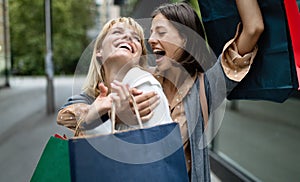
[235,0,264,55]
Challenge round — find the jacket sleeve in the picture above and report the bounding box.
[56,93,108,130]
[220,23,258,82]
[61,92,95,108]
[206,23,259,112]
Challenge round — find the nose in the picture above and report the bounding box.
[122,31,133,41]
[148,33,157,46]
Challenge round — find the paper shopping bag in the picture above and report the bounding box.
[30,135,71,182]
[68,122,188,182]
[198,0,299,102]
[68,97,188,182]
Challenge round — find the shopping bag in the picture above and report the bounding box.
[284,0,300,89]
[198,0,299,102]
[30,135,71,182]
[68,99,189,182]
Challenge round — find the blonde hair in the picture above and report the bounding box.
[82,17,147,97]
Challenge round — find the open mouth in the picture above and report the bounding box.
[153,50,166,60]
[118,43,133,53]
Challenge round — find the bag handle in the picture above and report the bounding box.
[111,94,143,134]
[74,94,143,136]
[74,118,84,137]
[199,73,208,129]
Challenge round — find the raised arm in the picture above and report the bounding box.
[206,0,264,113]
[235,0,264,55]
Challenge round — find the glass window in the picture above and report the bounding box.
[212,98,300,181]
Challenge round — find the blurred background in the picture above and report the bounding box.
[0,0,299,182]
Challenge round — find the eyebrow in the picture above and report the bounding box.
[155,25,165,29]
[111,27,123,31]
[150,25,166,33]
[111,26,140,37]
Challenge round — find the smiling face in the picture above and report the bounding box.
[99,22,143,67]
[148,13,185,72]
[82,17,146,96]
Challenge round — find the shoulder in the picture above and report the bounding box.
[123,67,161,88]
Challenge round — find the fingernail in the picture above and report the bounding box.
[113,80,120,84]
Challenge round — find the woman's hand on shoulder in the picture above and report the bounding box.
[131,88,160,122]
[108,80,160,124]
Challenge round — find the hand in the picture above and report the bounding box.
[95,82,111,115]
[130,88,160,122]
[110,80,138,125]
[57,103,89,130]
[84,82,111,123]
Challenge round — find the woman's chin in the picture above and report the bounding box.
[106,53,133,63]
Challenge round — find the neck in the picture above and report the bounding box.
[159,66,191,103]
[103,61,133,88]
[163,65,191,89]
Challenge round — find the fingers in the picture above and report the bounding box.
[98,82,108,97]
[109,82,161,125]
[133,91,158,105]
[111,80,130,100]
[109,93,121,108]
[109,81,139,126]
[132,91,160,112]
[129,91,160,123]
[138,97,160,117]
[130,87,143,96]
[110,80,131,109]
[141,112,154,122]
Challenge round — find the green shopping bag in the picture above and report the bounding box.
[30,135,71,182]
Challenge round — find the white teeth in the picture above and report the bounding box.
[153,49,163,54]
[119,43,133,53]
[152,49,165,56]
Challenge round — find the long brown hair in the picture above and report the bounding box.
[151,2,212,76]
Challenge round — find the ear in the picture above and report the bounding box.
[183,38,187,48]
[181,35,187,48]
[96,51,102,62]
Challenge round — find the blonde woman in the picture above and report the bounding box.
[57,17,172,135]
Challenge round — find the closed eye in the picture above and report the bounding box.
[112,30,122,34]
[133,36,141,42]
[158,32,166,36]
